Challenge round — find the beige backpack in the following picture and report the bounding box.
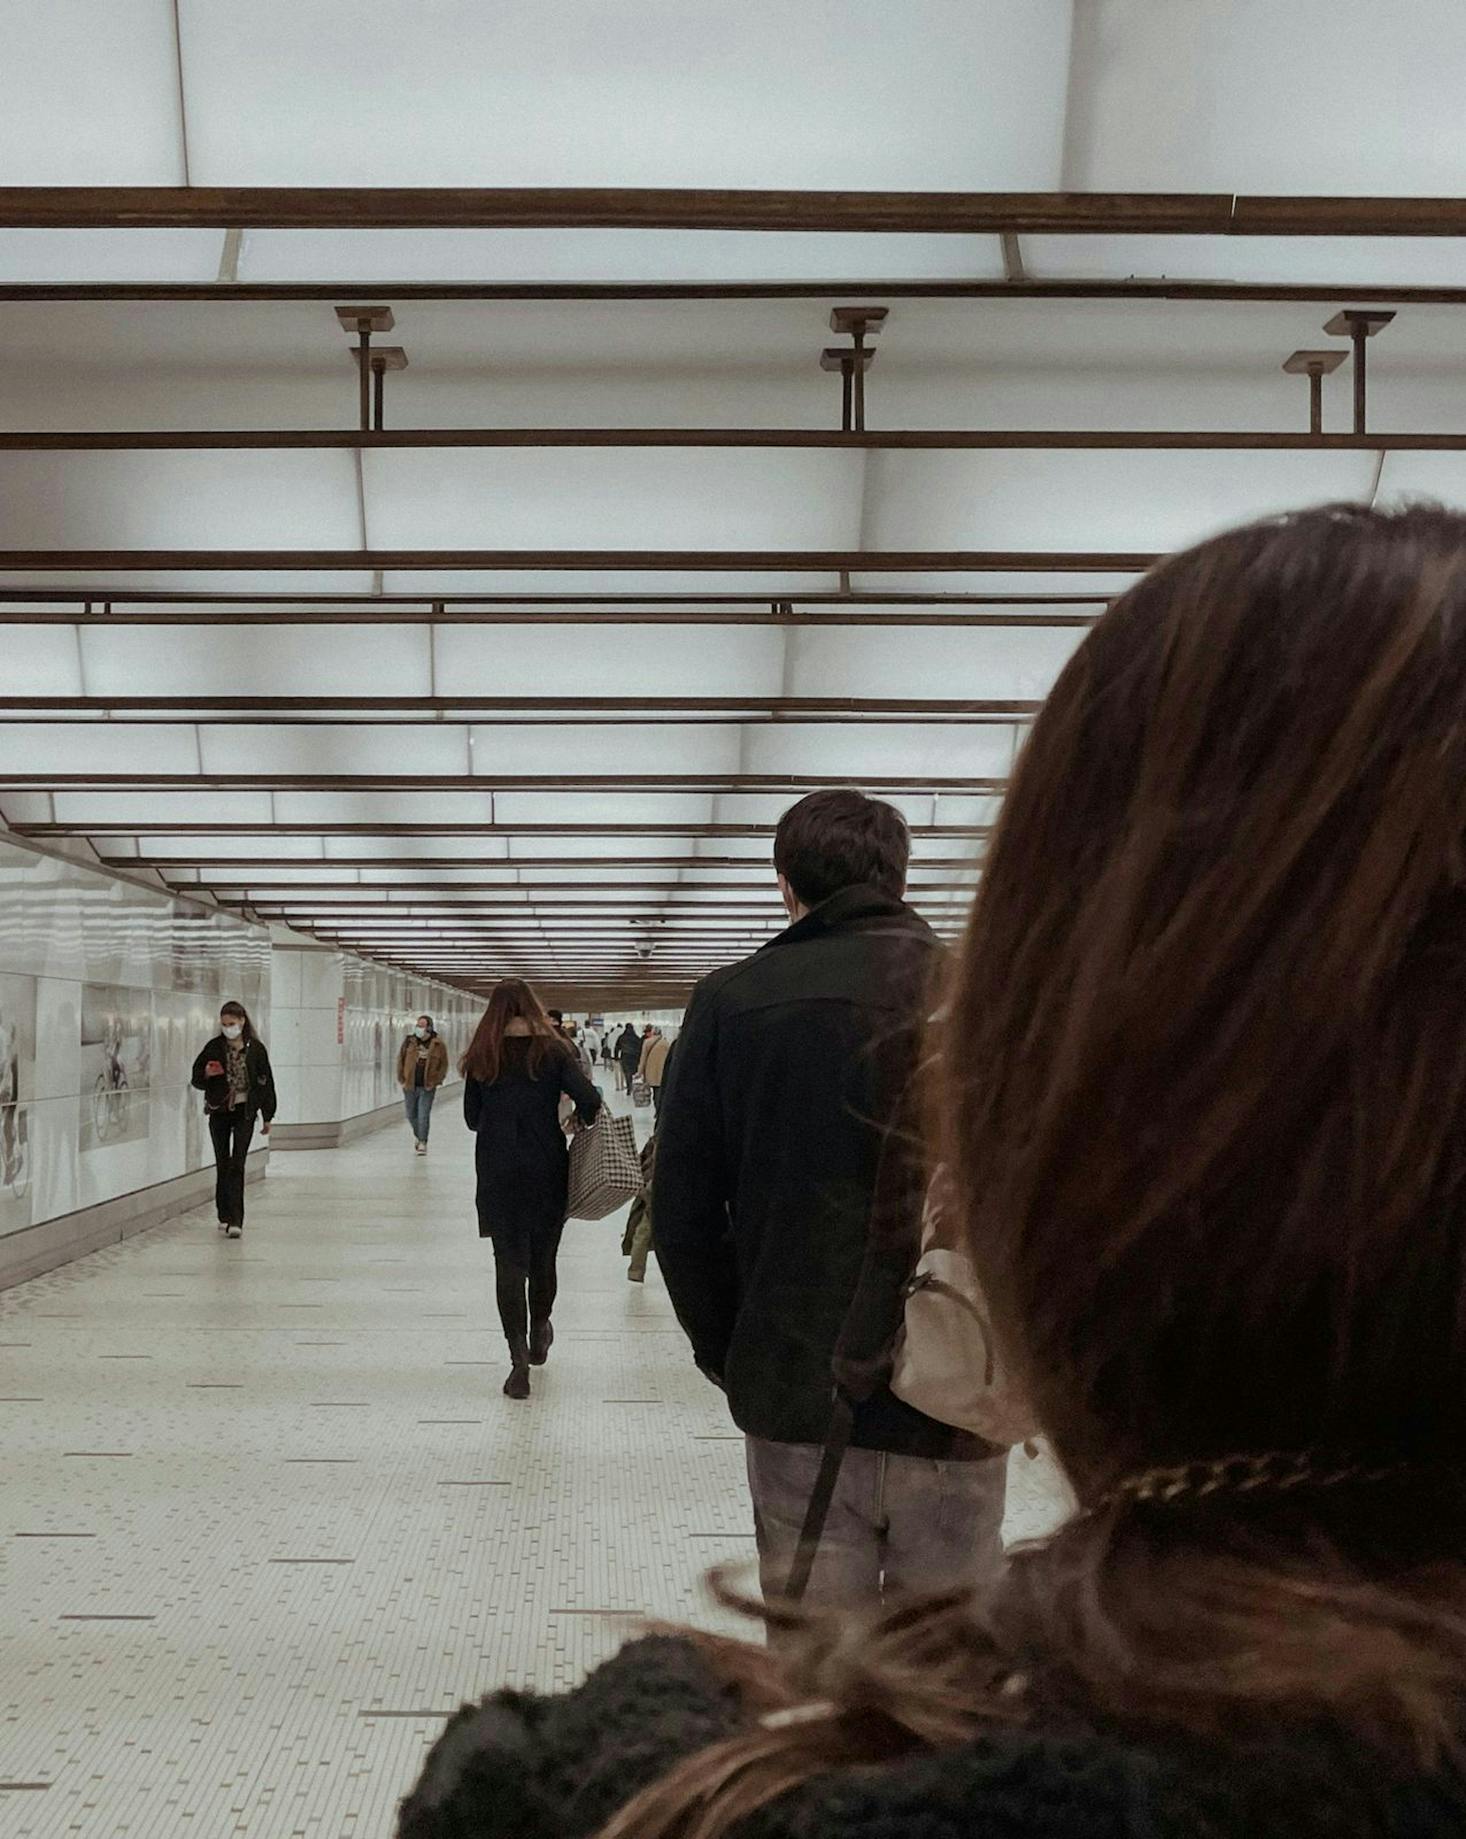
[889,1172,1039,1448]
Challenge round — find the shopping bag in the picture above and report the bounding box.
[565,1111,642,1221]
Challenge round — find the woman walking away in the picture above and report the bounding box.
[192,1001,276,1240]
[401,503,1466,1839]
[398,1013,448,1155]
[462,979,602,1400]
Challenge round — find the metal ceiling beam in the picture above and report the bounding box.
[0,427,1451,451]
[4,187,1466,234]
[0,773,1011,792]
[0,697,1033,718]
[105,854,984,870]
[13,820,988,837]
[5,279,1466,304]
[0,547,1153,572]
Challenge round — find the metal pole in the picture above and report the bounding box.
[852,330,866,431]
[372,358,385,431]
[1310,368,1323,435]
[1353,324,1367,434]
[358,323,371,432]
[840,360,853,432]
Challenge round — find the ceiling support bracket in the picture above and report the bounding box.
[1282,348,1347,433]
[1324,309,1396,433]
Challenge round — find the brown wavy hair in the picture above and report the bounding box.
[598,503,1466,1837]
[458,977,567,1084]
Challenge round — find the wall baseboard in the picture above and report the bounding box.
[0,1152,269,1293]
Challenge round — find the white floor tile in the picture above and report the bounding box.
[0,1092,1070,1837]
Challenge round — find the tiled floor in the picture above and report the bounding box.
[0,1093,1070,1838]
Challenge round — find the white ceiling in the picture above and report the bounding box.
[2,0,1464,996]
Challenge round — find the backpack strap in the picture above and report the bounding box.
[784,1391,856,1602]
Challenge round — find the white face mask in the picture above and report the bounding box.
[415,1027,431,1041]
[221,1023,243,1042]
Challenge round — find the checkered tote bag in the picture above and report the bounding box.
[565,1111,642,1222]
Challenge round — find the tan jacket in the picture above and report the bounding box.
[641,1034,671,1088]
[397,1033,449,1091]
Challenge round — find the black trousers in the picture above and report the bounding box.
[208,1108,256,1225]
[493,1223,564,1348]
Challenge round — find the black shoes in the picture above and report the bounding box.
[528,1319,554,1366]
[504,1338,531,1399]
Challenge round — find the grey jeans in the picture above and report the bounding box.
[745,1436,1008,1610]
[403,1086,436,1142]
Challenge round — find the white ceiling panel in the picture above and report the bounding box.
[0,794,54,824]
[180,0,1070,188]
[240,229,1008,284]
[81,627,430,697]
[0,723,199,774]
[1374,452,1466,510]
[741,723,1018,778]
[199,724,469,775]
[493,794,717,827]
[787,624,1081,701]
[0,452,360,549]
[864,451,1379,553]
[148,837,327,861]
[468,724,742,776]
[0,231,225,282]
[707,791,933,826]
[0,629,84,696]
[325,837,510,861]
[273,792,494,823]
[51,791,274,823]
[434,625,785,699]
[1066,0,1466,196]
[365,450,863,551]
[1,0,183,184]
[508,835,691,860]
[1027,235,1466,287]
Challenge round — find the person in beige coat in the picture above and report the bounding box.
[398,1015,449,1155]
[639,1028,673,1119]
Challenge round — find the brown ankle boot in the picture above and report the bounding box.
[528,1319,554,1366]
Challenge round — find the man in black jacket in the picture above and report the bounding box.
[653,790,1006,1609]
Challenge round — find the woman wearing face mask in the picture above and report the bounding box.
[191,1001,277,1239]
[398,1014,449,1156]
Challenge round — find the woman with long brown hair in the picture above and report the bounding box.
[461,978,602,1399]
[401,503,1466,1836]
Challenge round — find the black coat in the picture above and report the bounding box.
[653,884,972,1457]
[190,1035,277,1124]
[464,1037,602,1255]
[397,1634,1466,1839]
[615,1026,643,1076]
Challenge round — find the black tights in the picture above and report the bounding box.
[493,1228,562,1348]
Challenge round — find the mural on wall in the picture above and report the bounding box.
[0,972,38,1235]
[79,983,154,1153]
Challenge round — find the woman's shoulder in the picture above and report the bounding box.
[397,1635,1466,1839]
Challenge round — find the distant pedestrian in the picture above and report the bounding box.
[398,1014,448,1155]
[462,980,603,1400]
[641,1028,673,1119]
[192,1001,277,1240]
[615,1022,642,1094]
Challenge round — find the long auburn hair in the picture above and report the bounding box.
[458,978,567,1084]
[591,504,1466,1837]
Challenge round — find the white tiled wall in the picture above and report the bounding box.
[0,831,271,1242]
[269,945,477,1126]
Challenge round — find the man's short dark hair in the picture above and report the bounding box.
[772,790,910,908]
[547,1009,564,1025]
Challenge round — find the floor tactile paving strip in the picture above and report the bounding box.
[0,1090,1071,1837]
